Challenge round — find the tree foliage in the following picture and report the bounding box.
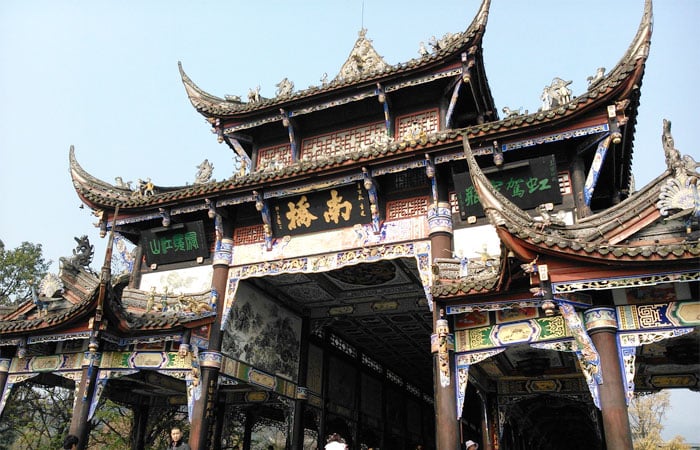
[0,241,192,448]
[629,391,690,450]
[1,382,73,450]
[0,241,50,305]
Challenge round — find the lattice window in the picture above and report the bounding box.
[361,353,383,374]
[385,197,429,221]
[406,383,421,397]
[257,144,291,170]
[233,224,264,246]
[300,122,386,161]
[387,168,427,193]
[329,333,357,358]
[386,369,404,386]
[396,109,439,139]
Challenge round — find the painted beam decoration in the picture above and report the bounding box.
[270,182,371,235]
[141,220,209,266]
[617,301,700,330]
[616,301,700,399]
[452,154,562,220]
[454,315,571,352]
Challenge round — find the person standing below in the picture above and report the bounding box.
[465,439,479,450]
[168,426,191,450]
[63,434,79,450]
[324,433,348,450]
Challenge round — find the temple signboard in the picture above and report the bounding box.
[270,182,370,236]
[141,220,209,266]
[453,154,562,219]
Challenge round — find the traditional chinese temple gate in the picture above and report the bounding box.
[0,1,698,450]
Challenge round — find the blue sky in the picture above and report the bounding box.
[0,0,698,441]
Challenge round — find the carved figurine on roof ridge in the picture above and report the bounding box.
[59,235,94,275]
[418,41,430,57]
[247,85,262,103]
[428,32,457,53]
[194,159,214,184]
[657,119,700,222]
[114,176,132,191]
[502,106,528,118]
[31,273,64,317]
[275,78,295,98]
[335,28,389,82]
[132,178,156,198]
[587,67,606,86]
[540,77,573,111]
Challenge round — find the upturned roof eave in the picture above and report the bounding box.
[71,1,652,215]
[0,275,99,338]
[462,127,700,267]
[72,67,641,216]
[179,0,492,121]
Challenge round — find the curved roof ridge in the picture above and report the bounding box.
[585,0,652,92]
[71,146,194,209]
[179,61,230,115]
[70,145,132,200]
[621,0,653,64]
[457,0,651,143]
[333,28,390,82]
[462,130,700,264]
[472,0,491,32]
[179,0,491,119]
[0,266,99,335]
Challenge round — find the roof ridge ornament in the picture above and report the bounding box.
[39,273,64,299]
[194,159,214,184]
[335,28,389,82]
[275,77,295,98]
[539,77,572,112]
[59,235,95,276]
[656,119,700,222]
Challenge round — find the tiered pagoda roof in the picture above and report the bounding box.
[47,0,700,333]
[70,0,651,221]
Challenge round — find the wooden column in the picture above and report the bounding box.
[428,199,459,450]
[69,351,100,449]
[291,317,310,449]
[318,340,329,449]
[212,400,226,450]
[189,225,233,449]
[584,307,633,450]
[243,408,255,450]
[477,391,493,450]
[70,220,115,449]
[131,402,149,450]
[570,155,592,218]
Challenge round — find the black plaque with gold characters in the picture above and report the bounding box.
[453,154,562,220]
[270,182,371,235]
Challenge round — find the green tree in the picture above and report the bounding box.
[2,381,73,450]
[0,241,189,449]
[0,241,50,305]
